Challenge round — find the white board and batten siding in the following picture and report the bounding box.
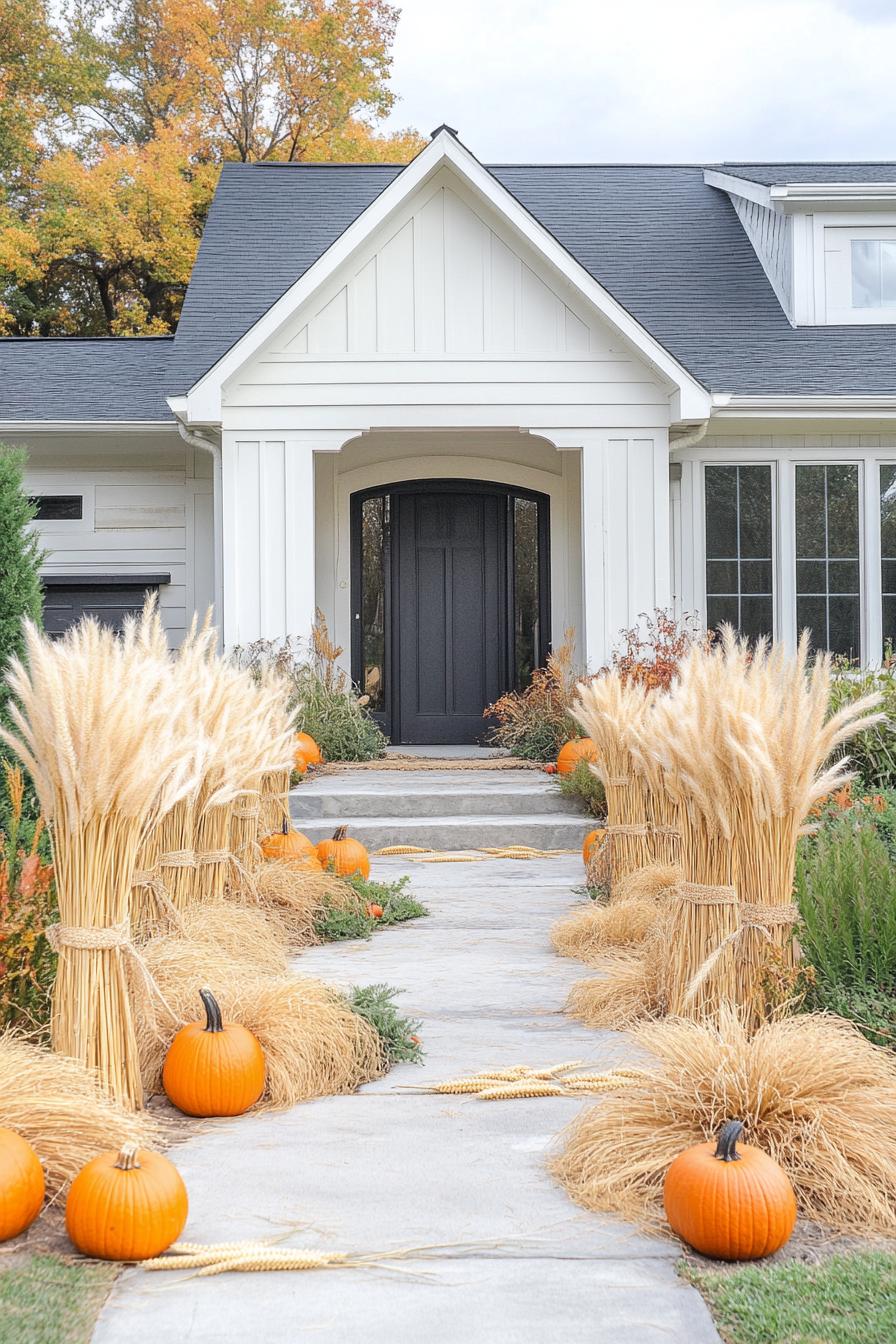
[220,164,675,661]
[13,430,215,647]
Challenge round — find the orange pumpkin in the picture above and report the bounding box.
[582,828,606,865]
[664,1120,797,1261]
[260,819,322,871]
[366,902,384,919]
[557,738,598,776]
[294,732,322,767]
[65,1143,188,1262]
[543,763,558,775]
[0,1128,44,1242]
[163,989,265,1118]
[317,825,370,879]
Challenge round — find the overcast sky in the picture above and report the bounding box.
[381,0,896,163]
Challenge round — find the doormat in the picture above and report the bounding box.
[315,756,545,773]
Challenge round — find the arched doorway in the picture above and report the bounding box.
[351,479,550,745]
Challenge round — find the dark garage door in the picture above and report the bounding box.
[41,576,170,638]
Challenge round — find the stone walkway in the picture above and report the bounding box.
[94,833,720,1341]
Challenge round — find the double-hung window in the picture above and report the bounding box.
[704,464,774,642]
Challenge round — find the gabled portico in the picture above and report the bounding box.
[169,128,709,742]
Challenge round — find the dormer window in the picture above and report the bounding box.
[823,224,896,323]
[851,238,896,309]
[705,169,896,325]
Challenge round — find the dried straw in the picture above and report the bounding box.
[235,860,352,949]
[0,1033,158,1197]
[551,865,682,965]
[566,944,668,1029]
[133,932,384,1108]
[552,1008,896,1237]
[176,902,291,975]
[1,618,201,1107]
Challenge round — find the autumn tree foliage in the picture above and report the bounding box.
[0,0,423,334]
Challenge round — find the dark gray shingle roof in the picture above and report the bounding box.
[716,162,896,187]
[0,337,174,421]
[171,160,896,397]
[5,159,896,418]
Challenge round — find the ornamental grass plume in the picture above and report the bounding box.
[634,627,884,1021]
[1,617,202,1107]
[552,1008,896,1237]
[0,1032,158,1197]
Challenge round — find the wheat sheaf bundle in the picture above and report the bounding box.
[635,628,883,1019]
[1,618,201,1108]
[552,1009,896,1237]
[573,675,659,890]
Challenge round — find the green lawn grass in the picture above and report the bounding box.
[685,1252,896,1344]
[0,1254,117,1344]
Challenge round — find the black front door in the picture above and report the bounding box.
[396,490,505,744]
[351,480,550,746]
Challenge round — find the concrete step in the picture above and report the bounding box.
[292,777,578,820]
[288,811,591,853]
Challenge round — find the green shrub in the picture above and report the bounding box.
[812,982,896,1051]
[0,445,44,729]
[314,873,428,941]
[558,758,606,817]
[829,662,896,791]
[796,816,896,991]
[346,984,422,1065]
[235,613,387,762]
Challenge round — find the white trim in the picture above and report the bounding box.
[703,170,773,209]
[180,131,710,424]
[771,181,896,211]
[711,395,896,419]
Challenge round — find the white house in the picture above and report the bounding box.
[3,128,896,742]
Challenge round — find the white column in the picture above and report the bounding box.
[221,431,316,648]
[578,430,672,670]
[579,433,608,671]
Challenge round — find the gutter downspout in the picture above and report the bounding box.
[669,419,711,452]
[176,421,224,647]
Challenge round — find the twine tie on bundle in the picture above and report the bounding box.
[605,823,650,838]
[158,848,198,870]
[46,920,183,1026]
[739,901,801,930]
[606,776,631,787]
[682,897,801,1005]
[196,849,231,866]
[675,882,738,906]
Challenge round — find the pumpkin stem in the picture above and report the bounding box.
[280,818,290,835]
[200,988,224,1033]
[114,1143,142,1171]
[332,825,348,841]
[713,1120,745,1162]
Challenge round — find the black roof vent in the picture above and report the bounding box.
[430,124,459,140]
